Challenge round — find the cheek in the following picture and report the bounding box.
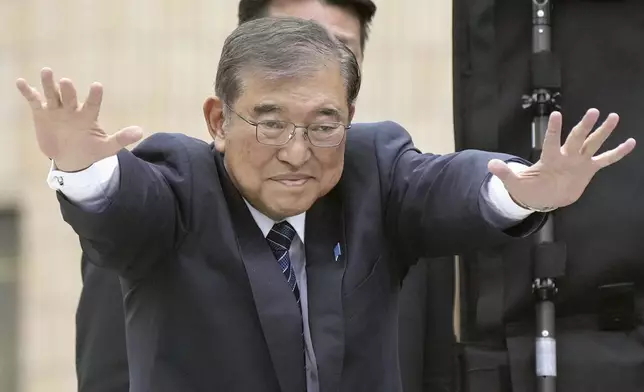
[226,141,275,190]
[316,150,345,191]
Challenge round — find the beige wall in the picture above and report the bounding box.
[1,1,455,390]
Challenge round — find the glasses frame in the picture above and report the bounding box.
[224,103,351,148]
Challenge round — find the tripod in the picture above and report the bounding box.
[522,1,563,391]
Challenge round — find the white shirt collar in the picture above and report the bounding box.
[243,199,306,243]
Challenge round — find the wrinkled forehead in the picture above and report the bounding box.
[235,66,350,120]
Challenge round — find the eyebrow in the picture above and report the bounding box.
[251,104,284,116]
[316,107,343,122]
[252,104,343,122]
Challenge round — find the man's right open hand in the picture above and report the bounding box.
[16,68,143,172]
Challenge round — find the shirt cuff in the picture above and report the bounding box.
[485,162,533,221]
[47,155,120,210]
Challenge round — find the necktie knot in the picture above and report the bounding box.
[266,221,297,252]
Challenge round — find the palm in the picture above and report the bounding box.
[489,109,636,210]
[31,98,104,159]
[16,68,142,172]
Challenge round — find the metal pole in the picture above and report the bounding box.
[524,1,558,391]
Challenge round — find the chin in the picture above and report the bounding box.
[278,203,310,217]
[261,184,321,218]
[270,198,315,219]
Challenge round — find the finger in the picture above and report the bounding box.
[488,159,519,184]
[103,126,144,154]
[59,78,79,111]
[16,79,44,110]
[540,111,563,162]
[41,68,62,109]
[81,82,104,119]
[592,138,636,168]
[580,113,619,157]
[561,108,600,156]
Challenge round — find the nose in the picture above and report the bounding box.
[276,128,311,167]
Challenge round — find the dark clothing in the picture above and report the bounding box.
[63,121,544,392]
[77,251,459,392]
[76,256,129,392]
[398,258,457,392]
[452,1,644,391]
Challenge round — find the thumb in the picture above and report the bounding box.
[487,159,515,183]
[107,126,144,150]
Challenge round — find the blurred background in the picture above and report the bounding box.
[0,1,455,391]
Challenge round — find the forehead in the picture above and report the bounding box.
[267,0,362,57]
[235,65,348,117]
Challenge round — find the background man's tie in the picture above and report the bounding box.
[266,221,300,305]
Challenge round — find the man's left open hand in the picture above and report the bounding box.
[488,108,636,211]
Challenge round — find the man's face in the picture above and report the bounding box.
[204,63,354,220]
[267,0,364,64]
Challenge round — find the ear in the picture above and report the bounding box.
[348,103,356,123]
[203,96,226,153]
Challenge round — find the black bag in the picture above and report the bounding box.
[452,1,644,391]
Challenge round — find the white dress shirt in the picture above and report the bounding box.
[46,155,532,392]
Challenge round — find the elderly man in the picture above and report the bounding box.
[74,1,458,391]
[73,1,379,391]
[17,17,634,392]
[72,1,458,391]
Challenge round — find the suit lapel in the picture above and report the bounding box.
[215,153,306,392]
[305,186,346,392]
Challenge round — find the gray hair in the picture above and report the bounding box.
[215,16,361,108]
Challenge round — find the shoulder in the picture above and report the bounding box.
[347,121,412,144]
[134,132,212,152]
[346,121,416,161]
[341,121,417,184]
[132,132,214,161]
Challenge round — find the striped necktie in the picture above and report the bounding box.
[265,221,300,304]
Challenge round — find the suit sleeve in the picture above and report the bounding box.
[378,122,546,259]
[57,133,193,280]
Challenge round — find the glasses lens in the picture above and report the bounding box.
[308,123,345,147]
[257,121,292,145]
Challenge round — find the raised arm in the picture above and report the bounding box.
[59,135,193,279]
[17,68,190,279]
[381,109,635,260]
[378,123,543,259]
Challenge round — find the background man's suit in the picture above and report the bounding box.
[76,258,129,392]
[398,259,456,392]
[59,121,545,392]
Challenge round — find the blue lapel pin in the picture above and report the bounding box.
[333,243,341,261]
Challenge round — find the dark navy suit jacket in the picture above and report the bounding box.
[64,121,545,392]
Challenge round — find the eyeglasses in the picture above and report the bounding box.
[224,103,350,148]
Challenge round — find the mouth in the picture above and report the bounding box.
[271,175,313,187]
